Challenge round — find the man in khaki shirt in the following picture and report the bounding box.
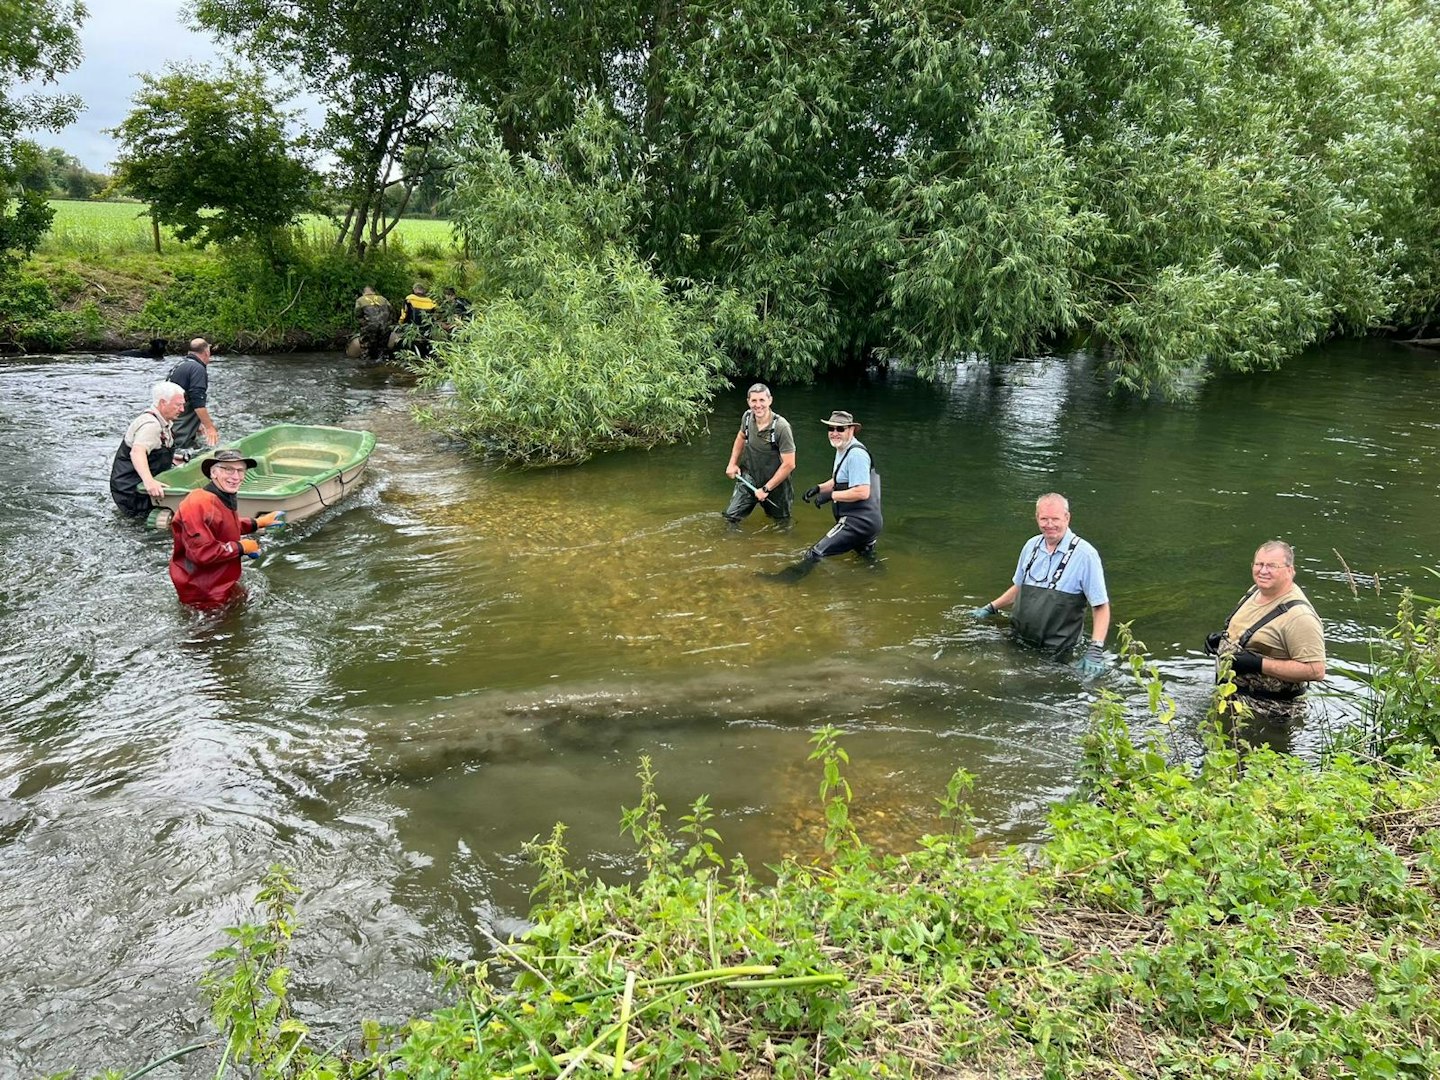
[1207,540,1326,719]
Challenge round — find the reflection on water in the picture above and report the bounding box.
[1,343,1436,1075]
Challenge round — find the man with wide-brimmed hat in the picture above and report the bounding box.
[168,449,284,608]
[779,409,882,577]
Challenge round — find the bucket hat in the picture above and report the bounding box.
[201,448,259,477]
[821,410,860,430]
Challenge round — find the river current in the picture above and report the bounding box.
[1,343,1436,1075]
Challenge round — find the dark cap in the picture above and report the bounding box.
[201,448,259,477]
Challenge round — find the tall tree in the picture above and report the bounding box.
[1,0,86,266]
[109,67,314,254]
[189,0,510,257]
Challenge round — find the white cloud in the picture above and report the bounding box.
[23,0,217,170]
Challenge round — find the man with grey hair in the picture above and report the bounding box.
[971,492,1111,676]
[109,380,186,516]
[722,382,796,525]
[1205,540,1326,720]
[167,338,220,452]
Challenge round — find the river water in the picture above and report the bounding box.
[1,343,1436,1075]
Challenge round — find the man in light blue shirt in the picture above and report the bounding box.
[768,410,883,581]
[971,493,1110,675]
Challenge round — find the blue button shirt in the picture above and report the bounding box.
[833,442,872,487]
[1012,529,1108,606]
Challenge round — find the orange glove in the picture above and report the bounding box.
[240,536,262,560]
[255,510,287,530]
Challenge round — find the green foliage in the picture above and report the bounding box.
[0,268,100,349]
[109,66,314,254]
[133,239,413,349]
[423,0,1440,389]
[11,140,106,199]
[74,595,1440,1079]
[1347,588,1440,755]
[415,108,721,465]
[200,865,309,1076]
[808,724,861,858]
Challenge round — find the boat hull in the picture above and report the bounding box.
[148,424,376,526]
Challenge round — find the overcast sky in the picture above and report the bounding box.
[31,0,226,170]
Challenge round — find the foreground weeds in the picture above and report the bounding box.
[89,626,1440,1079]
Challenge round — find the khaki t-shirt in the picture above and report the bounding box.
[124,411,171,454]
[1225,582,1325,664]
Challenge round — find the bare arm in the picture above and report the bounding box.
[196,406,218,446]
[130,444,165,499]
[831,482,869,502]
[724,431,746,479]
[1258,657,1325,683]
[1089,602,1111,646]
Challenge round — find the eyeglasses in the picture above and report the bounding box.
[213,465,247,475]
[826,426,849,433]
[1252,562,1292,572]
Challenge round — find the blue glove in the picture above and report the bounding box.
[255,510,287,530]
[969,603,996,619]
[1075,642,1107,678]
[1231,649,1264,676]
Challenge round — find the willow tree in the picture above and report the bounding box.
[472,0,1440,390]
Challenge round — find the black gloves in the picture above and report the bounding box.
[802,485,820,503]
[1204,632,1223,656]
[814,488,832,506]
[1230,649,1264,675]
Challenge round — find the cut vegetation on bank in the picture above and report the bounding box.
[85,611,1440,1079]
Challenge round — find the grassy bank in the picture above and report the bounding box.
[81,617,1440,1080]
[1,201,462,354]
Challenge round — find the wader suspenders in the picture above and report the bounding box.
[831,440,878,482]
[1022,535,1081,589]
[1229,587,1310,649]
[741,411,779,447]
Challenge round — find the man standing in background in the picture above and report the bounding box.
[168,338,219,454]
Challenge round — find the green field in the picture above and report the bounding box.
[39,199,459,256]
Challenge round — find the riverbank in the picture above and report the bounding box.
[1,233,459,355]
[92,633,1440,1080]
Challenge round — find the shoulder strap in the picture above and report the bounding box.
[1236,597,1311,649]
[1021,534,1081,588]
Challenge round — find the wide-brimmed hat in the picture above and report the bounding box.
[821,410,860,429]
[201,448,258,477]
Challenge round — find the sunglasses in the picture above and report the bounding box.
[826,425,849,433]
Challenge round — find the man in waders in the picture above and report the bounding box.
[722,383,796,526]
[168,338,220,454]
[168,449,284,608]
[353,285,395,362]
[971,493,1109,676]
[1203,540,1325,721]
[768,410,882,582]
[109,381,185,517]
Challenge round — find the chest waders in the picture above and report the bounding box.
[1216,586,1312,714]
[110,411,175,517]
[1011,536,1086,660]
[725,411,793,521]
[807,441,882,560]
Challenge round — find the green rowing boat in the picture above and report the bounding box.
[146,424,376,529]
